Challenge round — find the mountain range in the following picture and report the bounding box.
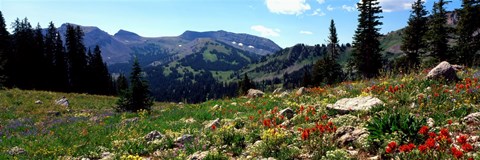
[56,23,281,65]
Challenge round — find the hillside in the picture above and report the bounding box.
[2,65,479,159]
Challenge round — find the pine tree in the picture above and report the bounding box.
[11,18,36,89]
[301,70,312,87]
[427,0,450,62]
[401,0,428,70]
[116,58,153,112]
[87,45,111,94]
[0,11,10,87]
[328,19,340,59]
[457,0,479,66]
[239,74,254,95]
[53,31,69,91]
[65,24,87,92]
[352,0,384,78]
[116,73,129,94]
[44,22,58,90]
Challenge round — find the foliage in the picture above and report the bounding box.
[116,58,154,112]
[352,0,384,78]
[401,0,429,71]
[426,0,451,62]
[367,112,426,152]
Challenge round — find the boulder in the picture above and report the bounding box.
[175,134,194,144]
[144,130,164,142]
[296,87,305,96]
[188,151,209,160]
[426,61,459,81]
[247,89,264,98]
[55,97,69,107]
[279,108,295,120]
[334,126,368,147]
[462,112,480,125]
[206,118,221,130]
[327,96,383,114]
[35,100,43,104]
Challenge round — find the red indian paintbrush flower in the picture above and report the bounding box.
[462,143,473,152]
[418,126,429,135]
[457,135,468,144]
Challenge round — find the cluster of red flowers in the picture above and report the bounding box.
[455,77,479,93]
[388,84,404,94]
[298,121,336,141]
[306,87,326,95]
[386,125,477,159]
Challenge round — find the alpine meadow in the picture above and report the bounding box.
[1,0,480,159]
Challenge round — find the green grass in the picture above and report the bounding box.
[1,68,480,159]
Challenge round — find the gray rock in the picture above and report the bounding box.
[175,134,194,144]
[247,89,264,98]
[327,96,383,114]
[296,87,305,96]
[55,97,69,107]
[144,130,164,142]
[122,117,139,124]
[35,100,43,104]
[427,118,435,128]
[272,88,284,95]
[334,126,368,147]
[47,111,61,117]
[462,112,480,125]
[279,108,295,120]
[8,146,25,156]
[206,118,221,130]
[188,151,209,160]
[426,61,459,81]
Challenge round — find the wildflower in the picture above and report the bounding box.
[451,147,463,159]
[263,119,271,127]
[425,138,436,149]
[385,147,393,154]
[399,143,415,153]
[447,120,453,125]
[321,114,328,120]
[461,143,473,152]
[211,124,216,130]
[301,130,309,140]
[440,128,449,137]
[418,144,428,153]
[418,126,429,135]
[428,132,437,138]
[387,141,397,149]
[249,116,254,120]
[258,110,262,114]
[457,135,468,144]
[305,116,309,121]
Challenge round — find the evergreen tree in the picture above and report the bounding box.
[328,19,340,59]
[65,24,87,92]
[427,0,450,62]
[87,45,111,94]
[0,11,10,87]
[239,74,254,95]
[44,22,58,90]
[11,18,37,89]
[301,70,312,87]
[53,31,69,91]
[33,24,47,89]
[116,73,129,93]
[313,19,344,85]
[116,58,153,112]
[401,0,428,70]
[352,0,384,78]
[457,0,479,66]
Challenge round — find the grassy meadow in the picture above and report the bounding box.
[1,68,480,159]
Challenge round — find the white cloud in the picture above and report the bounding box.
[300,31,313,35]
[311,8,326,16]
[265,0,311,15]
[342,5,355,12]
[251,25,280,37]
[378,0,420,12]
[327,5,334,11]
[317,0,325,4]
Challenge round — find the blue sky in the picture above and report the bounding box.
[1,0,461,48]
